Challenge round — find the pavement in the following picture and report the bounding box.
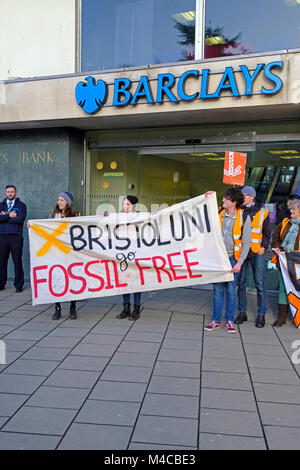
[0,283,299,451]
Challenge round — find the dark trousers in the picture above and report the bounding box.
[0,235,24,290]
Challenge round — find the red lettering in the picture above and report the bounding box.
[167,252,187,281]
[84,260,105,292]
[101,260,114,290]
[67,262,87,295]
[49,265,69,297]
[135,258,152,285]
[183,249,203,279]
[112,260,128,288]
[152,256,173,283]
[32,265,48,298]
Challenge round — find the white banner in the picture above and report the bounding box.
[279,252,300,329]
[28,193,233,305]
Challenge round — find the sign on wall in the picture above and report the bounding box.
[223,151,247,186]
[28,193,233,305]
[75,61,283,114]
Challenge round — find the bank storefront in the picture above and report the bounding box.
[0,50,300,287]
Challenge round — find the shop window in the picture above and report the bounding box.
[205,0,300,59]
[82,0,196,72]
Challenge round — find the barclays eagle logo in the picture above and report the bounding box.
[75,76,108,114]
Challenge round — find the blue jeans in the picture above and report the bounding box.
[237,254,266,316]
[213,256,239,322]
[123,293,141,306]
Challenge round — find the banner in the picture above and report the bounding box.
[223,151,247,186]
[279,252,300,329]
[28,193,233,306]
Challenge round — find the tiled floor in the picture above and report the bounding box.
[0,284,299,450]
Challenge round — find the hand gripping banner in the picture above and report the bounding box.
[28,193,233,306]
[279,252,300,329]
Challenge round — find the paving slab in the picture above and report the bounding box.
[0,432,60,450]
[58,422,133,450]
[132,415,198,447]
[2,406,78,435]
[89,381,147,403]
[75,399,140,426]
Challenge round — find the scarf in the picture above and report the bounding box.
[282,219,300,252]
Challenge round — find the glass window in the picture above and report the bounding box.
[82,0,196,72]
[205,0,300,59]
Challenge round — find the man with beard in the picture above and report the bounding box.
[0,185,27,292]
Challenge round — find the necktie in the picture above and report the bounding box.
[8,201,13,211]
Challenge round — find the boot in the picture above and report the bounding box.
[234,312,247,325]
[117,303,131,319]
[128,304,141,321]
[69,301,77,319]
[273,304,288,327]
[52,303,61,320]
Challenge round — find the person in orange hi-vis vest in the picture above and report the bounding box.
[204,188,251,334]
[271,198,300,326]
[235,186,271,328]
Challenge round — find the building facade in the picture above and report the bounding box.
[1,0,300,287]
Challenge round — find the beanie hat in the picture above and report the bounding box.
[58,191,74,206]
[125,195,138,205]
[241,186,256,198]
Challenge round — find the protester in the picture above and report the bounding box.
[271,198,300,326]
[117,195,142,321]
[276,194,300,225]
[204,188,251,333]
[27,191,78,320]
[235,186,271,328]
[0,185,27,293]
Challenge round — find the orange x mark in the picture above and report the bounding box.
[31,222,71,257]
[288,292,300,328]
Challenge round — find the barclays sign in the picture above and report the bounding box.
[75,61,283,115]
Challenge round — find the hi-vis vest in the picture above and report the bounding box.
[250,207,269,253]
[271,217,300,263]
[219,208,244,261]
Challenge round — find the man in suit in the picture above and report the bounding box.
[0,185,27,292]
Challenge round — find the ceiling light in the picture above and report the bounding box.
[173,11,195,23]
[269,150,299,154]
[190,152,219,157]
[206,157,225,161]
[205,36,227,46]
[280,155,300,159]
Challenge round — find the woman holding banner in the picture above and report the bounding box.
[271,199,300,326]
[117,195,142,321]
[27,191,78,320]
[204,188,251,333]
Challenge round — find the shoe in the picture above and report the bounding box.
[204,320,221,331]
[128,304,141,321]
[15,288,23,293]
[225,321,237,334]
[117,303,131,319]
[69,302,77,320]
[234,312,247,324]
[256,315,265,328]
[52,304,61,320]
[273,304,288,327]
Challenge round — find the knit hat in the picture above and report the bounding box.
[241,186,256,198]
[125,195,138,205]
[58,191,74,206]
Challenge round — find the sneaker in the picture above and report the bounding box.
[204,320,221,331]
[225,321,237,334]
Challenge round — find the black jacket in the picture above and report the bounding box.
[0,198,27,236]
[242,202,271,257]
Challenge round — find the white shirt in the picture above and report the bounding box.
[6,198,15,210]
